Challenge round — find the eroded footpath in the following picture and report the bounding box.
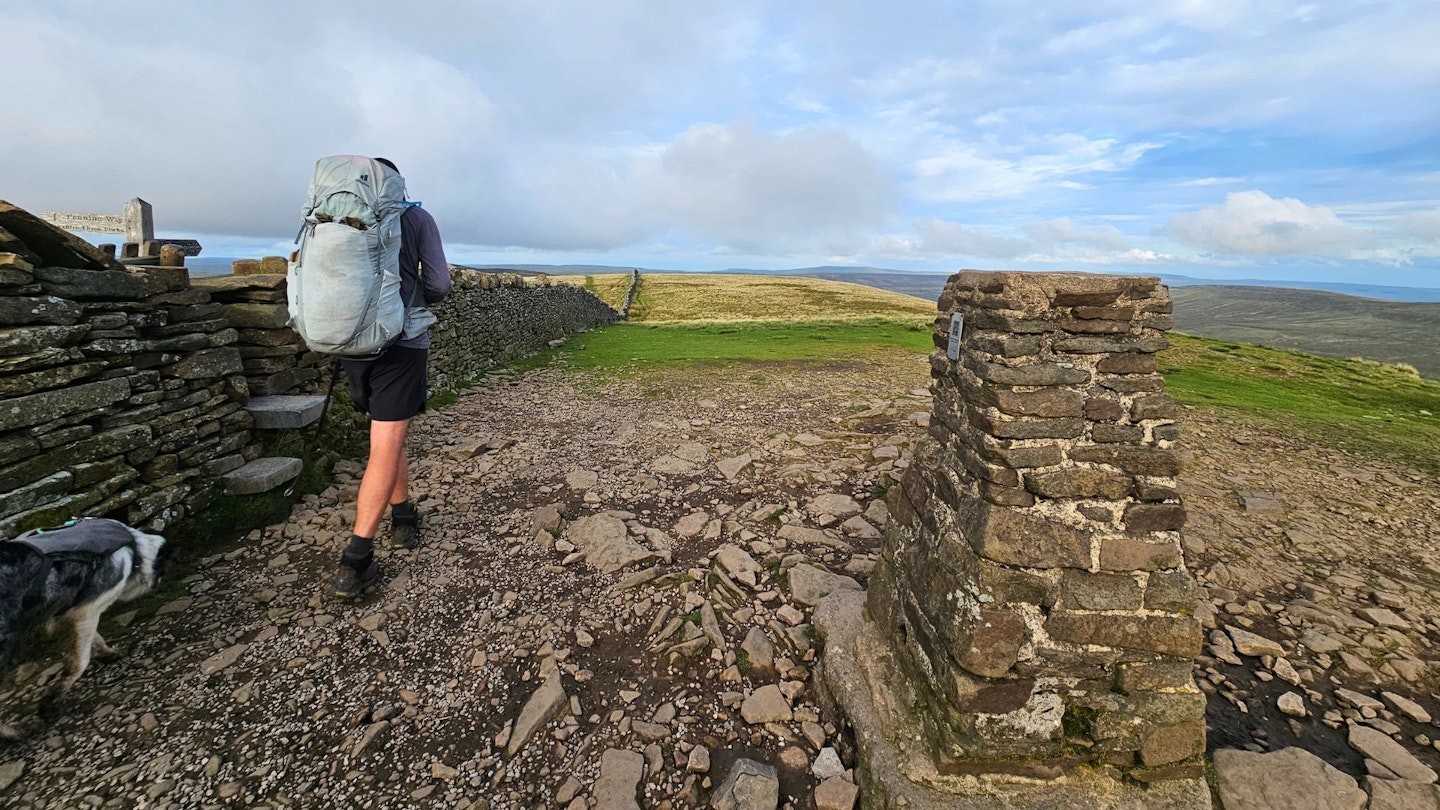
[0,356,1437,809]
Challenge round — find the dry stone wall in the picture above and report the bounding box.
[193,273,323,397]
[0,201,254,534]
[868,270,1205,782]
[427,270,620,391]
[202,268,618,398]
[0,199,618,538]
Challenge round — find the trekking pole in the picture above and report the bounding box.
[283,361,343,498]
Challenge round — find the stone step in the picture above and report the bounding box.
[223,457,303,496]
[246,394,328,430]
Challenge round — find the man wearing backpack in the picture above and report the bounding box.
[327,158,451,599]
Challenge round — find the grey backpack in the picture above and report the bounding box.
[288,155,408,356]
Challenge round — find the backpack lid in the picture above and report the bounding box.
[304,156,408,226]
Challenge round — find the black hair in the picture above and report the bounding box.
[375,157,399,174]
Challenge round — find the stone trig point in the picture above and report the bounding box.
[39,197,202,261]
[816,270,1210,808]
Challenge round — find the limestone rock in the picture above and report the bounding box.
[1277,692,1307,718]
[741,627,776,677]
[712,758,779,810]
[740,684,792,724]
[1348,725,1437,783]
[1226,626,1285,657]
[814,777,859,810]
[718,453,753,481]
[674,511,709,538]
[1214,747,1365,810]
[808,493,862,518]
[594,748,645,810]
[565,469,598,489]
[839,516,880,540]
[0,759,24,791]
[506,660,568,757]
[1364,776,1440,810]
[567,514,652,574]
[787,564,861,607]
[1382,692,1433,724]
[812,747,845,780]
[199,643,249,676]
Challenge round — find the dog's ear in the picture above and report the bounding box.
[151,541,172,580]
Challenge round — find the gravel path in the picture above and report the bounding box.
[2,354,1438,809]
[0,354,930,809]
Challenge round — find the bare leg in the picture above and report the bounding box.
[353,419,410,540]
[389,450,410,507]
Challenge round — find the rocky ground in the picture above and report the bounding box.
[0,351,1437,809]
[1182,411,1440,806]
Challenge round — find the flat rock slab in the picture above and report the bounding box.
[740,684,793,724]
[246,395,327,429]
[506,663,567,757]
[1226,626,1285,657]
[812,590,1212,810]
[815,776,860,810]
[1349,725,1438,783]
[808,493,862,518]
[1213,747,1364,810]
[199,643,249,676]
[787,563,861,607]
[1364,776,1440,810]
[717,453,753,481]
[223,457,302,495]
[594,748,645,810]
[191,274,287,292]
[567,514,653,574]
[0,760,25,791]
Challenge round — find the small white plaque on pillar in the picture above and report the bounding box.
[946,312,964,360]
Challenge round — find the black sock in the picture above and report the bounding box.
[342,535,374,570]
[391,501,418,526]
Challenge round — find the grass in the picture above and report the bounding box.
[1161,333,1440,475]
[516,318,933,374]
[586,273,936,323]
[584,274,635,310]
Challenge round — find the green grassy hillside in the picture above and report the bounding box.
[584,272,937,322]
[1161,334,1440,475]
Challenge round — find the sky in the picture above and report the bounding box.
[4,1,1440,286]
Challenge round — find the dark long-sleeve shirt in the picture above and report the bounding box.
[396,204,451,350]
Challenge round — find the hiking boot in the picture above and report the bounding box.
[330,559,380,599]
[387,504,421,550]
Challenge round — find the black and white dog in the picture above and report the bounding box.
[0,518,165,735]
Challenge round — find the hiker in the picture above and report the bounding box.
[329,157,452,598]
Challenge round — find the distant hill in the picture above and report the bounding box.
[583,272,934,322]
[1171,286,1440,378]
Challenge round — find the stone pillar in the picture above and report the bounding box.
[866,271,1205,784]
[123,197,154,246]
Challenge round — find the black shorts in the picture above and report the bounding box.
[340,346,428,422]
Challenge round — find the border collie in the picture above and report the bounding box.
[0,518,165,737]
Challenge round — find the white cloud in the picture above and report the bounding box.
[1168,190,1370,256]
[910,135,1161,202]
[876,220,1030,260]
[1024,218,1131,251]
[639,121,894,253]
